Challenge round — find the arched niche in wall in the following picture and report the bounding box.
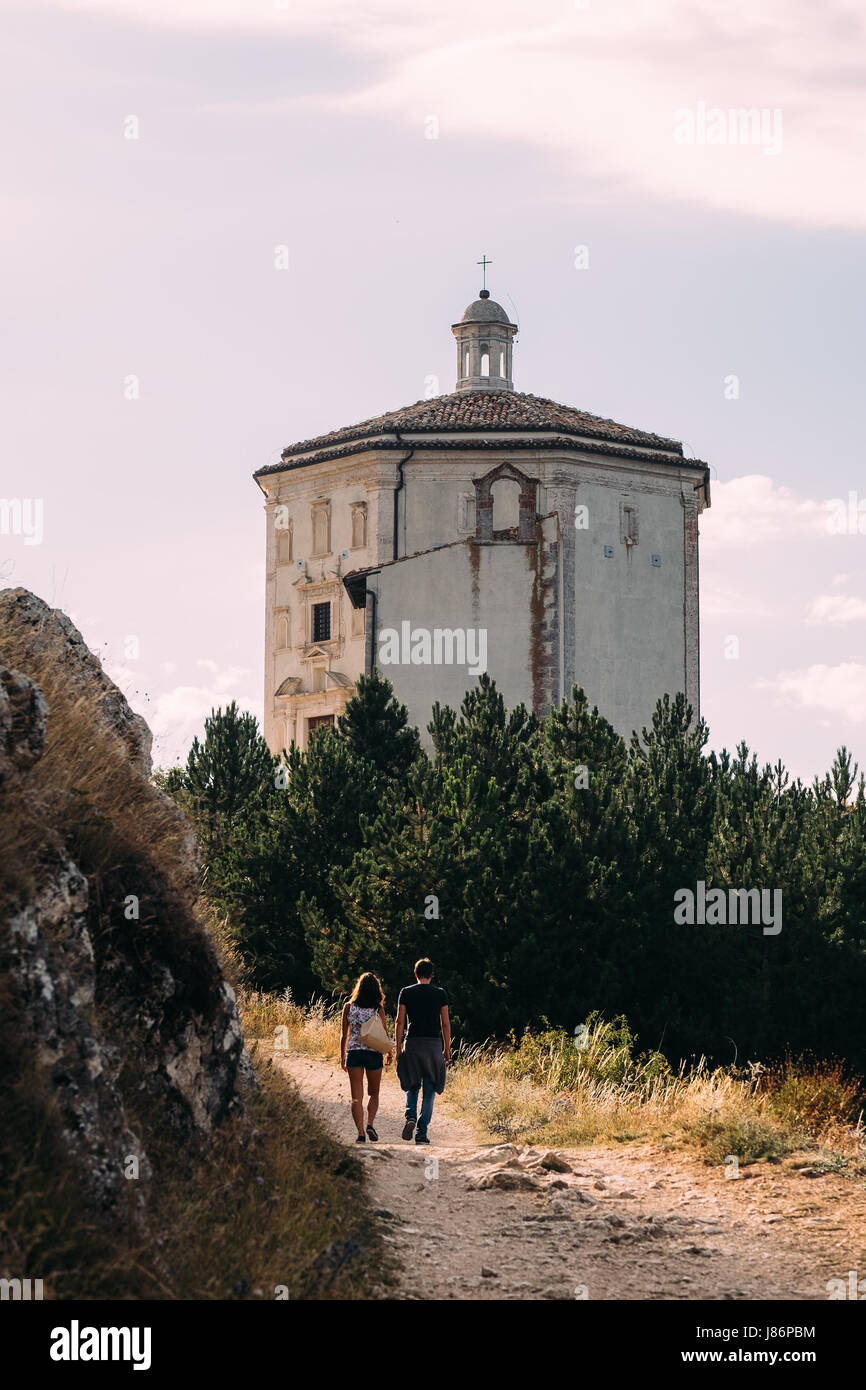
[473,461,538,542]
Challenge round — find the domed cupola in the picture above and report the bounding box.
[452,263,517,392]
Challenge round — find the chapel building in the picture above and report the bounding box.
[254,283,710,752]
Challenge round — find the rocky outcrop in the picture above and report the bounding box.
[7,854,151,1216]
[0,588,152,775]
[0,590,253,1225]
[0,663,46,781]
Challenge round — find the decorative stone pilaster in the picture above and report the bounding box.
[544,482,577,704]
[682,491,701,722]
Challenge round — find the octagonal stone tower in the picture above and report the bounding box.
[255,276,710,754]
[452,289,517,392]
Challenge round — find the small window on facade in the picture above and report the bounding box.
[480,350,490,376]
[312,601,331,642]
[464,348,470,375]
[458,493,476,533]
[620,503,639,546]
[307,713,334,736]
[499,350,505,377]
[312,504,330,555]
[277,613,291,649]
[277,525,292,565]
[351,503,367,549]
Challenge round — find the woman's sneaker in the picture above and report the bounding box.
[401,1118,416,1141]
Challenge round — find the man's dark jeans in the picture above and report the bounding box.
[404,1079,436,1136]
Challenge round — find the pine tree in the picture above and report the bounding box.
[183,701,275,855]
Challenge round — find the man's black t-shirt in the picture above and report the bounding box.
[398,982,448,1040]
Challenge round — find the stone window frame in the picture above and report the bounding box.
[311,600,332,643]
[457,492,476,534]
[274,608,292,650]
[350,501,367,550]
[311,500,331,557]
[620,500,639,547]
[276,521,293,566]
[473,461,538,542]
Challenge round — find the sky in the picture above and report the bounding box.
[1,0,864,780]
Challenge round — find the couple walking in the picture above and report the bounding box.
[340,958,451,1145]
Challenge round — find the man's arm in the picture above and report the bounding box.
[395,1003,407,1058]
[440,1005,451,1065]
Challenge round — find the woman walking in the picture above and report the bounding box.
[340,973,392,1143]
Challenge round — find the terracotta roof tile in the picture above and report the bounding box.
[279,391,681,457]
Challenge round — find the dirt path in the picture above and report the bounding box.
[275,1050,866,1301]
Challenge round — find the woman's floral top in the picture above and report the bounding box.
[347,1003,376,1051]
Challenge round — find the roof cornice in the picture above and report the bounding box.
[254,432,708,482]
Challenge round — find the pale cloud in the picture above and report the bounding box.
[149,678,263,766]
[48,0,866,229]
[102,654,263,766]
[806,594,866,624]
[759,663,866,724]
[700,475,828,553]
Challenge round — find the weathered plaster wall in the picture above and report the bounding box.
[367,525,558,741]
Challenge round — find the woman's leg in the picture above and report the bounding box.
[365,1067,382,1126]
[348,1066,365,1136]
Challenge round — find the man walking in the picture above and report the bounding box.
[395,958,450,1145]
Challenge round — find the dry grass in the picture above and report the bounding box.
[447,1025,866,1168]
[242,990,343,1062]
[0,598,204,925]
[275,1002,866,1171]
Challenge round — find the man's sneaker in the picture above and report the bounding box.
[401,1118,416,1141]
[415,1133,430,1145]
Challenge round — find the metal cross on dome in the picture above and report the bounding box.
[476,254,492,291]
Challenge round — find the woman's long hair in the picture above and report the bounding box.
[349,972,385,1010]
